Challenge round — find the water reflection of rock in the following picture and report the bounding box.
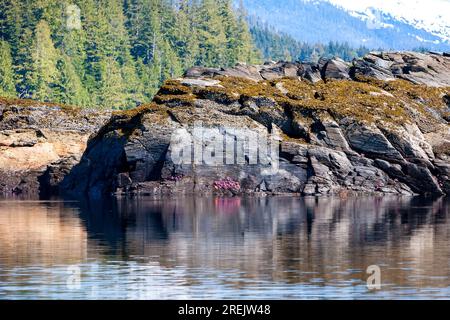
[0,201,88,266]
[76,196,450,289]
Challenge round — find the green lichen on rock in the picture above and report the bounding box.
[97,103,170,139]
[152,75,449,129]
[153,80,197,107]
[0,96,81,115]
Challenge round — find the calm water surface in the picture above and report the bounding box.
[0,196,449,299]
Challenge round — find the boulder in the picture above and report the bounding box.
[321,58,351,80]
[351,51,450,87]
[344,123,404,162]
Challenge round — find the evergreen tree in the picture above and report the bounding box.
[196,0,228,67]
[0,40,15,97]
[31,20,59,101]
[60,10,90,103]
[125,0,161,64]
[125,0,166,99]
[173,0,199,69]
[99,56,127,109]
[14,27,35,98]
[234,0,260,64]
[135,58,160,101]
[218,0,239,65]
[55,54,89,106]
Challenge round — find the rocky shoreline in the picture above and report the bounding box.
[1,51,450,197]
[0,99,110,195]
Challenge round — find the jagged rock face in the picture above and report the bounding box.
[0,100,110,196]
[183,51,450,87]
[61,52,450,197]
[352,52,450,87]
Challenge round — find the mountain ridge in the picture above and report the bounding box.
[325,0,450,43]
[239,0,450,52]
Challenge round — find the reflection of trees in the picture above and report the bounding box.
[73,195,450,288]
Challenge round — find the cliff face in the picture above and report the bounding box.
[2,52,450,197]
[0,98,110,196]
[59,51,450,197]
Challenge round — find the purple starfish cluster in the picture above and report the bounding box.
[213,177,241,191]
[168,174,184,182]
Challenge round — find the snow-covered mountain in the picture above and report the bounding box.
[240,0,450,51]
[326,0,450,43]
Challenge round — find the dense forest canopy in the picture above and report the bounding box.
[0,0,434,109]
[0,0,258,109]
[249,18,372,62]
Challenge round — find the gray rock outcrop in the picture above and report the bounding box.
[0,100,110,195]
[59,52,450,197]
[182,51,450,87]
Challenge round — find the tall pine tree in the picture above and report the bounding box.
[31,20,59,102]
[55,54,89,106]
[196,0,228,67]
[0,40,15,97]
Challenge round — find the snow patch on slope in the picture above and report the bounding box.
[324,0,450,43]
